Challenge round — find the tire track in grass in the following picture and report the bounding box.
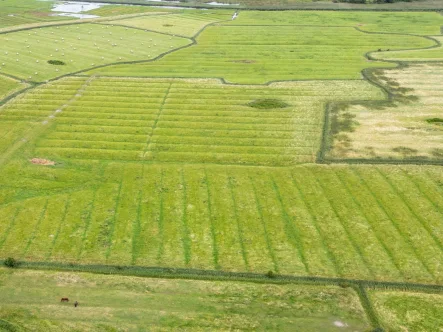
[183,167,214,269]
[249,175,278,273]
[144,82,172,159]
[134,165,162,266]
[0,206,21,251]
[203,167,220,270]
[180,168,191,265]
[77,188,98,260]
[352,166,435,281]
[332,167,405,281]
[46,195,71,260]
[289,171,342,277]
[306,167,376,280]
[131,164,145,265]
[105,170,124,262]
[269,175,309,275]
[108,163,143,264]
[156,167,165,264]
[20,199,48,260]
[226,169,249,271]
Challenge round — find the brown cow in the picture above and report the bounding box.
[60,298,69,302]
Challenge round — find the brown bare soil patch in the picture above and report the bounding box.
[30,158,56,166]
[30,12,50,18]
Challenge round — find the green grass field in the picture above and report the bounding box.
[0,268,370,331]
[1,2,443,330]
[0,22,191,82]
[89,24,433,83]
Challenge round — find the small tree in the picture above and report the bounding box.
[4,257,19,268]
[266,270,276,279]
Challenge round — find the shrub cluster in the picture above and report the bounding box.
[47,60,66,66]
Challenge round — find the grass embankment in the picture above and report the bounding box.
[0,268,370,331]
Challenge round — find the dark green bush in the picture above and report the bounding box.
[426,118,443,124]
[266,270,276,278]
[4,257,19,268]
[47,60,66,66]
[248,99,289,109]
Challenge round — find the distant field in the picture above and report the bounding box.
[328,64,443,161]
[0,22,191,82]
[369,290,443,332]
[0,268,370,331]
[89,24,432,83]
[104,11,231,37]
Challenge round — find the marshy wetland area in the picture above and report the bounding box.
[0,0,443,331]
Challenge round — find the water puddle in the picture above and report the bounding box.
[206,1,239,5]
[50,1,108,19]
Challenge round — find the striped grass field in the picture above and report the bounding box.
[89,24,433,83]
[0,161,442,284]
[0,23,191,82]
[104,11,232,37]
[0,77,384,166]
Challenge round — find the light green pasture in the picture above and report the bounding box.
[104,11,232,37]
[226,10,443,35]
[375,36,443,61]
[0,268,370,331]
[0,23,191,82]
[89,25,432,83]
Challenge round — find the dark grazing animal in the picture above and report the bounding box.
[60,298,69,302]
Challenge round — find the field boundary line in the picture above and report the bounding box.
[5,260,443,292]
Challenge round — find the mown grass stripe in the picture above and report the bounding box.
[352,167,435,280]
[131,164,145,265]
[20,199,49,260]
[0,207,21,250]
[250,176,279,273]
[181,168,192,265]
[46,195,71,260]
[203,167,220,270]
[156,168,165,264]
[105,171,124,262]
[289,171,342,277]
[332,168,405,280]
[269,176,310,274]
[226,170,249,271]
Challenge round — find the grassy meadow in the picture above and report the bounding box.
[1,2,443,330]
[0,22,191,82]
[0,268,370,331]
